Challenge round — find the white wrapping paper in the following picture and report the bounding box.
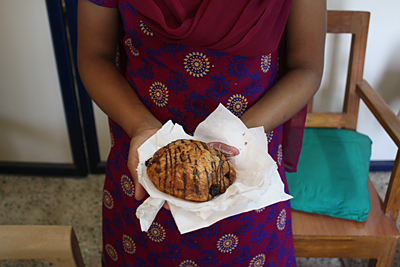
[136,104,292,234]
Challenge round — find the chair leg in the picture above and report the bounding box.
[44,227,86,267]
[339,258,351,267]
[69,227,86,267]
[367,259,377,267]
[368,240,398,267]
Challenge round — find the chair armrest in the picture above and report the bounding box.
[0,225,85,267]
[356,80,400,148]
[356,80,400,222]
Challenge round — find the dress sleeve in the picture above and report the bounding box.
[87,0,118,8]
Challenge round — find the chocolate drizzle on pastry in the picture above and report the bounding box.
[146,139,236,202]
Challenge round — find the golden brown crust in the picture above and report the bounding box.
[146,139,236,202]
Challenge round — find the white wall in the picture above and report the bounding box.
[0,0,399,164]
[0,0,73,163]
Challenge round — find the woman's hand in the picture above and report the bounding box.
[127,127,160,201]
[127,126,171,210]
[128,126,172,211]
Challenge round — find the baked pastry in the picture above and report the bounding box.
[146,139,236,202]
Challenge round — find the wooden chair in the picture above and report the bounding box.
[0,225,85,267]
[292,10,400,267]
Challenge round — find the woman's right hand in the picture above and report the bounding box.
[127,127,160,201]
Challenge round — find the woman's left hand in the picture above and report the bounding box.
[127,127,159,201]
[127,127,170,210]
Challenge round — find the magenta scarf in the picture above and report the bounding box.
[129,0,304,172]
[129,0,292,57]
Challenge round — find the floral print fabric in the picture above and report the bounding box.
[87,0,297,266]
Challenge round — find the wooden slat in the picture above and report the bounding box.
[294,235,398,259]
[305,113,356,129]
[327,11,370,34]
[307,99,314,113]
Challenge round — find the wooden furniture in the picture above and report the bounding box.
[292,10,400,267]
[0,225,85,267]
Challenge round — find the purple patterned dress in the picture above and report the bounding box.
[89,0,296,266]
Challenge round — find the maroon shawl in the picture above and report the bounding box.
[128,0,304,172]
[129,0,292,57]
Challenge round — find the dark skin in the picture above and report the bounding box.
[77,0,326,202]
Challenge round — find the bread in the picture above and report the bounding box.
[146,139,236,202]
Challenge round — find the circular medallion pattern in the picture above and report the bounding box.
[227,94,248,117]
[103,190,114,210]
[217,233,239,253]
[179,259,198,267]
[255,207,266,213]
[105,243,118,261]
[122,234,136,254]
[140,20,154,37]
[110,132,115,148]
[147,222,166,243]
[183,52,210,78]
[149,81,169,107]
[125,38,139,56]
[249,254,266,267]
[121,174,134,197]
[277,144,283,166]
[266,131,274,143]
[261,54,271,73]
[277,209,287,231]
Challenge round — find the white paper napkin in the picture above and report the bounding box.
[136,104,292,234]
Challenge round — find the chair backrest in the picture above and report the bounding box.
[311,11,400,223]
[306,11,370,131]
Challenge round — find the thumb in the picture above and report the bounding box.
[207,142,240,158]
[127,154,146,200]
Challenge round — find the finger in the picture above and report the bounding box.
[163,202,170,210]
[207,142,240,157]
[134,180,147,200]
[131,168,147,200]
[128,128,160,200]
[127,149,147,200]
[131,175,146,201]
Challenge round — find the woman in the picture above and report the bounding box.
[78,0,326,266]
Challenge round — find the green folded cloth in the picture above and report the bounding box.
[286,128,372,222]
